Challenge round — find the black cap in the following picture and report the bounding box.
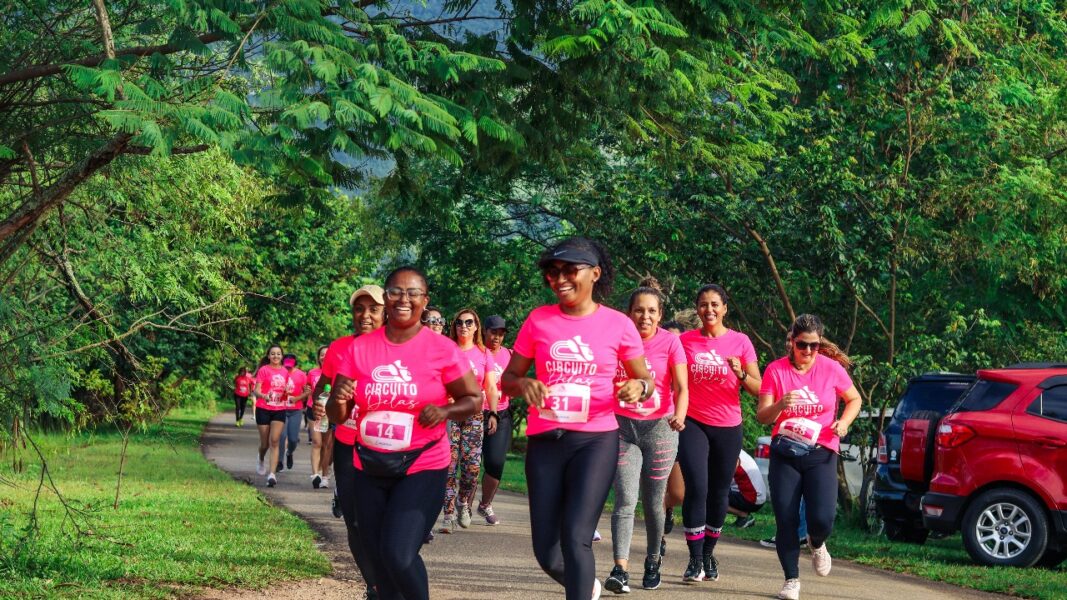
[484,315,506,330]
[538,238,600,269]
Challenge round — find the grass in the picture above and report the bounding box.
[0,408,329,599]
[498,452,1066,599]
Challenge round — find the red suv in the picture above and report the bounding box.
[920,363,1067,568]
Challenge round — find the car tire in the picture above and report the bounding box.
[1037,548,1067,569]
[884,518,930,544]
[962,488,1049,567]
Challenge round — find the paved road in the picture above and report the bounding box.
[201,412,1001,599]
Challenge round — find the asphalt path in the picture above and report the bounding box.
[201,412,1002,599]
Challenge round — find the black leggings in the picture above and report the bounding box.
[526,430,618,600]
[677,419,743,558]
[333,440,378,592]
[768,446,838,579]
[234,394,248,421]
[352,466,448,600]
[482,409,512,480]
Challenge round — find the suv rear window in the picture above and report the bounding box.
[893,380,972,422]
[1027,386,1067,423]
[954,379,1018,412]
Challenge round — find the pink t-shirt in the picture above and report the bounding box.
[322,335,359,445]
[284,368,307,410]
[614,328,687,420]
[513,304,644,436]
[254,365,291,411]
[234,374,253,397]
[680,329,758,427]
[306,367,323,408]
[336,327,471,475]
[458,345,496,410]
[761,354,854,453]
[490,347,512,411]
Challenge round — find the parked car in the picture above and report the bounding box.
[873,372,975,543]
[920,363,1067,567]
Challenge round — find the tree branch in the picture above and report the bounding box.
[122,144,211,155]
[741,224,796,324]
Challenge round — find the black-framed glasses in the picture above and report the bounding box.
[385,287,427,301]
[424,317,445,326]
[543,263,592,280]
[454,318,476,328]
[794,340,821,352]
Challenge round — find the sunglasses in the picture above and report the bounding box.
[794,340,821,352]
[543,263,592,280]
[454,318,476,328]
[424,317,445,326]
[385,287,427,300]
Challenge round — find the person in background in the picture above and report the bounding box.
[280,353,309,472]
[423,306,446,334]
[233,367,254,427]
[307,345,331,489]
[728,449,767,528]
[477,314,511,525]
[252,345,289,487]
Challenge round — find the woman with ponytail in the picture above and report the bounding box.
[756,314,861,600]
[603,278,688,593]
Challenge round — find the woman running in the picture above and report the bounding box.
[329,266,480,600]
[423,306,446,334]
[440,308,499,532]
[251,345,290,487]
[477,314,510,525]
[281,353,309,472]
[677,284,762,583]
[756,314,860,600]
[233,367,254,427]
[502,237,653,600]
[312,284,386,599]
[604,278,689,593]
[307,345,330,489]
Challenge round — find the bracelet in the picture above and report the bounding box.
[739,371,748,382]
[638,379,650,399]
[487,411,499,419]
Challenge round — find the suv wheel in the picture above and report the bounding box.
[884,518,930,544]
[962,488,1049,567]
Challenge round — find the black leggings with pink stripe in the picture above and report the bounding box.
[677,419,743,559]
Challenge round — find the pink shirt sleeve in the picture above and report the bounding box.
[830,360,854,395]
[442,343,470,384]
[668,335,687,367]
[741,336,757,367]
[617,317,644,362]
[512,312,535,359]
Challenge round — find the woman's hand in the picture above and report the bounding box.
[830,419,851,438]
[667,413,686,432]
[485,412,499,435]
[419,404,449,428]
[615,380,645,404]
[777,391,800,411]
[517,377,551,409]
[727,356,744,378]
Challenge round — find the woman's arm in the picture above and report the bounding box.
[422,371,481,427]
[830,386,863,437]
[501,353,549,409]
[668,363,688,432]
[617,356,654,404]
[729,357,762,396]
[756,390,799,425]
[483,370,500,434]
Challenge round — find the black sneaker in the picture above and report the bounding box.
[703,554,719,581]
[286,452,294,470]
[734,514,755,528]
[660,536,666,558]
[312,474,322,489]
[276,459,284,472]
[331,494,342,518]
[682,556,704,583]
[604,565,630,594]
[664,507,674,534]
[642,555,661,590]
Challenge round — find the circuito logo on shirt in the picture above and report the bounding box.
[694,350,725,367]
[690,349,729,381]
[371,360,413,384]
[784,386,825,417]
[270,374,287,391]
[550,336,594,362]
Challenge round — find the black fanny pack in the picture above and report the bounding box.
[355,438,439,478]
[770,434,814,458]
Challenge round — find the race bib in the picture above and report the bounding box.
[778,417,822,448]
[360,411,415,451]
[342,403,358,430]
[267,390,286,407]
[620,389,661,416]
[540,382,591,423]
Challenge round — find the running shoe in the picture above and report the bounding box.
[319,476,330,489]
[760,536,808,550]
[312,474,322,489]
[331,494,342,518]
[266,474,277,487]
[809,537,831,576]
[424,530,434,544]
[236,419,242,427]
[682,556,704,582]
[256,456,267,476]
[286,452,294,470]
[591,578,602,600]
[604,565,630,594]
[703,554,719,581]
[734,514,755,528]
[664,507,674,534]
[592,529,602,542]
[477,503,500,525]
[458,504,472,528]
[440,515,456,534]
[778,578,801,600]
[642,555,661,590]
[276,459,284,472]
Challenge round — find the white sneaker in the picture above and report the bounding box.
[257,456,267,476]
[778,578,800,600]
[266,473,277,487]
[458,503,472,528]
[440,515,455,534]
[809,537,831,576]
[591,578,602,600]
[592,529,602,542]
[319,476,330,489]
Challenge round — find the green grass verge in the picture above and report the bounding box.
[0,408,329,599]
[498,452,1065,599]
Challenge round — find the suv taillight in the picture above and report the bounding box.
[755,442,770,459]
[877,432,888,464]
[937,423,976,448]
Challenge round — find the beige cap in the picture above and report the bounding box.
[349,284,385,306]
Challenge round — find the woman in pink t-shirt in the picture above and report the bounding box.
[306,345,330,489]
[251,345,289,487]
[232,367,254,427]
[477,314,511,525]
[328,267,480,600]
[677,284,763,583]
[502,237,653,600]
[604,278,689,593]
[440,308,499,533]
[756,314,861,600]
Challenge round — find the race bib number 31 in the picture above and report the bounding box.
[540,383,591,424]
[360,411,415,451]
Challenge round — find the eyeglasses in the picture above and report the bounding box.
[385,287,426,300]
[454,318,476,328]
[543,263,592,280]
[424,317,445,326]
[794,340,821,352]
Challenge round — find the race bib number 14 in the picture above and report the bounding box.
[360,411,415,451]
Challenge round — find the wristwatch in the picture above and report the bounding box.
[639,379,650,399]
[739,371,748,382]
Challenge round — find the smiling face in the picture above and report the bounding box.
[629,292,662,340]
[485,328,506,351]
[384,270,428,330]
[543,260,599,308]
[696,290,727,332]
[790,330,821,369]
[452,311,478,343]
[267,346,283,366]
[351,295,385,336]
[424,309,444,334]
